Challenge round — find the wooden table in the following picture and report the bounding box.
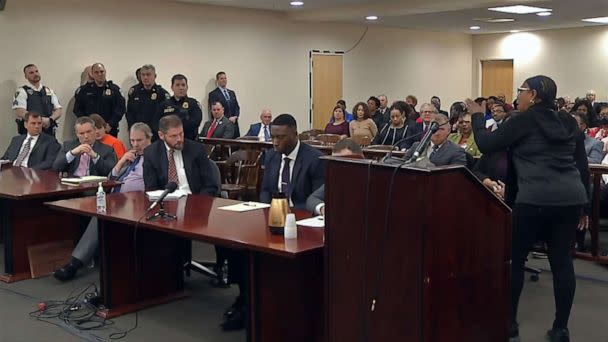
[47,193,324,342]
[0,166,116,282]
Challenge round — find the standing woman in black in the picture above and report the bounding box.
[467,75,589,342]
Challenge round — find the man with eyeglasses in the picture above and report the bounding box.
[488,102,509,131]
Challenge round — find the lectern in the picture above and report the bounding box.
[323,157,511,342]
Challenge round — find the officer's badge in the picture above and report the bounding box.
[105,89,112,96]
[27,89,34,95]
[151,93,157,100]
[182,102,189,109]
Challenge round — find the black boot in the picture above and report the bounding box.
[546,328,570,342]
[53,257,83,281]
[509,322,520,342]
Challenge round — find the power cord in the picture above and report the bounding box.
[108,212,147,340]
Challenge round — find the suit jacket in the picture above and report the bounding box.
[306,185,325,214]
[404,140,467,166]
[208,87,240,118]
[52,140,116,176]
[246,123,272,137]
[199,116,236,140]
[584,136,604,164]
[396,120,423,150]
[260,142,325,210]
[1,133,60,170]
[448,132,482,158]
[143,139,220,196]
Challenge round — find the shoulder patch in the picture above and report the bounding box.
[75,86,82,95]
[129,87,134,96]
[14,91,20,99]
[164,92,171,100]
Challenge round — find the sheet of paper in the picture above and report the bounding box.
[218,202,271,212]
[61,175,108,183]
[296,216,325,228]
[146,189,187,201]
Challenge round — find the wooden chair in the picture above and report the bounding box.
[351,135,372,147]
[316,134,341,145]
[221,150,263,200]
[302,139,324,146]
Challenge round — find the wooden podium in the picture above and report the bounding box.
[323,157,511,342]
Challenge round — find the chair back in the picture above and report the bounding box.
[316,134,341,145]
[351,135,372,147]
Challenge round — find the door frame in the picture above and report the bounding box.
[309,50,344,130]
[477,58,514,98]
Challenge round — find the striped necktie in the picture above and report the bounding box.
[13,137,33,167]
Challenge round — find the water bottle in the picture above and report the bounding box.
[96,182,106,214]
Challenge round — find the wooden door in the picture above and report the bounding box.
[481,60,513,102]
[311,54,343,130]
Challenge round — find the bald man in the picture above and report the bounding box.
[245,109,272,141]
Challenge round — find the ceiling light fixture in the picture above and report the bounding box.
[290,1,304,6]
[510,30,520,33]
[537,12,552,17]
[488,5,552,14]
[366,15,378,21]
[470,26,481,30]
[582,16,608,24]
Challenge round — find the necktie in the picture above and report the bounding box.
[114,156,141,193]
[429,144,439,160]
[167,149,179,184]
[281,157,291,198]
[223,89,230,101]
[207,120,218,138]
[13,137,32,167]
[263,125,270,142]
[74,152,90,177]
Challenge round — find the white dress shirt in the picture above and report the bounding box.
[14,134,39,167]
[278,140,301,207]
[165,143,192,195]
[257,123,270,141]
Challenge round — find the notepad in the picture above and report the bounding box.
[60,175,108,184]
[296,216,325,228]
[146,189,188,201]
[218,202,271,212]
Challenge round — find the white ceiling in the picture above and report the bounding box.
[174,0,608,34]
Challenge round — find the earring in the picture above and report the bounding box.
[529,99,534,104]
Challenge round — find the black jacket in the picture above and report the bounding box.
[472,105,589,208]
[1,133,60,170]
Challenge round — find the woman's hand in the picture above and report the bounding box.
[578,215,589,231]
[465,98,486,115]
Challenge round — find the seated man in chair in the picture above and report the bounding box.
[54,123,153,281]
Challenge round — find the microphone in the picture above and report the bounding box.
[407,121,439,162]
[381,121,444,163]
[146,182,178,212]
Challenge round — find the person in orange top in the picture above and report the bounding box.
[89,113,127,159]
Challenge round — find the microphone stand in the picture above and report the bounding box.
[146,201,177,221]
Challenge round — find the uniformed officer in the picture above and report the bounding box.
[12,64,62,136]
[126,64,170,141]
[74,63,125,137]
[159,74,203,140]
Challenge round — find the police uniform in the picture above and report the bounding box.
[160,96,203,140]
[126,84,170,140]
[74,81,125,137]
[12,83,61,135]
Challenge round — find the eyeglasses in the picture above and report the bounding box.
[517,87,531,94]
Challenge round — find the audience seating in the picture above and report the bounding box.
[316,134,341,145]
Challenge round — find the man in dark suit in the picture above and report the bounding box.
[244,109,272,141]
[52,117,117,176]
[403,114,467,166]
[260,113,325,209]
[2,112,60,170]
[53,123,153,281]
[144,114,219,196]
[208,71,240,138]
[431,96,449,117]
[221,113,325,331]
[199,102,236,140]
[306,138,363,215]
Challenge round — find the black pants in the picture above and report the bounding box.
[511,203,580,329]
